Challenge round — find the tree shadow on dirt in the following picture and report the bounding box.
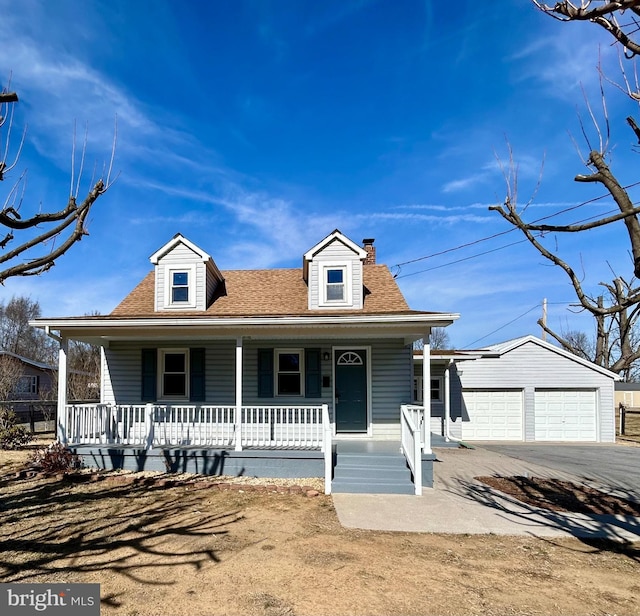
[448,477,640,562]
[0,476,245,607]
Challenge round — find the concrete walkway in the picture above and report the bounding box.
[332,446,640,541]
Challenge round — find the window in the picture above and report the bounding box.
[320,263,351,307]
[162,265,197,309]
[14,375,38,395]
[258,348,320,399]
[413,376,443,404]
[171,272,189,303]
[326,268,345,301]
[276,349,303,396]
[160,350,188,399]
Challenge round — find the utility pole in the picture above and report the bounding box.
[541,298,547,341]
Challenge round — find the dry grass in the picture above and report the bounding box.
[617,408,640,444]
[2,446,640,616]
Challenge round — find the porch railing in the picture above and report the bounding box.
[400,404,423,496]
[63,403,329,451]
[63,402,333,494]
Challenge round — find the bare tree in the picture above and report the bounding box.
[0,296,56,362]
[490,1,640,376]
[0,353,23,401]
[559,329,596,361]
[67,339,100,401]
[0,85,116,284]
[414,327,451,351]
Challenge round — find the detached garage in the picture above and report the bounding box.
[442,336,618,443]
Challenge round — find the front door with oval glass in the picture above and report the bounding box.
[335,350,368,432]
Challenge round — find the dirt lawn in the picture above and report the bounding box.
[2,448,640,616]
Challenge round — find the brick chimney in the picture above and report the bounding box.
[363,238,376,265]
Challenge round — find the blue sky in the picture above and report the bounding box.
[0,0,637,348]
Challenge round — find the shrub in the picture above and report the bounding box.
[0,408,33,450]
[29,442,83,474]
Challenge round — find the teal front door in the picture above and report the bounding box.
[335,350,368,432]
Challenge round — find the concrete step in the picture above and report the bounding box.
[334,453,409,468]
[331,478,416,495]
[333,465,411,481]
[332,451,416,495]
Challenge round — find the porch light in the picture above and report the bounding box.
[323,351,331,361]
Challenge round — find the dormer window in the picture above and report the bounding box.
[172,272,189,303]
[163,265,197,309]
[326,268,345,301]
[319,263,351,307]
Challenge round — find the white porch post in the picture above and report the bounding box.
[422,332,432,454]
[235,336,243,451]
[57,337,68,445]
[444,359,452,441]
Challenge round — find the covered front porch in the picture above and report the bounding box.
[60,401,436,495]
[36,316,454,496]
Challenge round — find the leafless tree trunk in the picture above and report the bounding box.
[0,85,116,284]
[0,354,23,402]
[488,1,640,376]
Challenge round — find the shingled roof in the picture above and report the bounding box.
[111,264,413,318]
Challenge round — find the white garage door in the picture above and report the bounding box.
[534,389,597,441]
[462,390,523,440]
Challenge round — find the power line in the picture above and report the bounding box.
[394,205,628,280]
[464,304,540,348]
[462,300,585,348]
[396,237,532,279]
[392,180,640,270]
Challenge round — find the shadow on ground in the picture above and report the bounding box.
[450,477,640,560]
[0,475,244,608]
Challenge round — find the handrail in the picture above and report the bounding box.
[322,404,332,494]
[400,404,423,496]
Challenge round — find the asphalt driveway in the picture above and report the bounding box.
[478,443,640,499]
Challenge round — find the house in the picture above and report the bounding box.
[31,230,459,494]
[615,381,640,409]
[0,350,56,428]
[414,335,619,443]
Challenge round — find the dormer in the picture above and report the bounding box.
[303,229,369,310]
[150,234,224,312]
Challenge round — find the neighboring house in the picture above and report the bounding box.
[31,230,458,494]
[414,335,619,443]
[0,350,56,422]
[0,350,55,401]
[615,381,640,409]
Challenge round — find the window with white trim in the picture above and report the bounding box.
[413,376,443,404]
[326,268,345,301]
[276,349,304,396]
[319,263,351,307]
[163,265,197,309]
[160,349,188,399]
[171,272,189,303]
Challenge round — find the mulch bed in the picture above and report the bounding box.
[476,475,640,516]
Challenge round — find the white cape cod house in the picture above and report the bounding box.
[31,230,458,494]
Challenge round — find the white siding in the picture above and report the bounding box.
[448,340,615,442]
